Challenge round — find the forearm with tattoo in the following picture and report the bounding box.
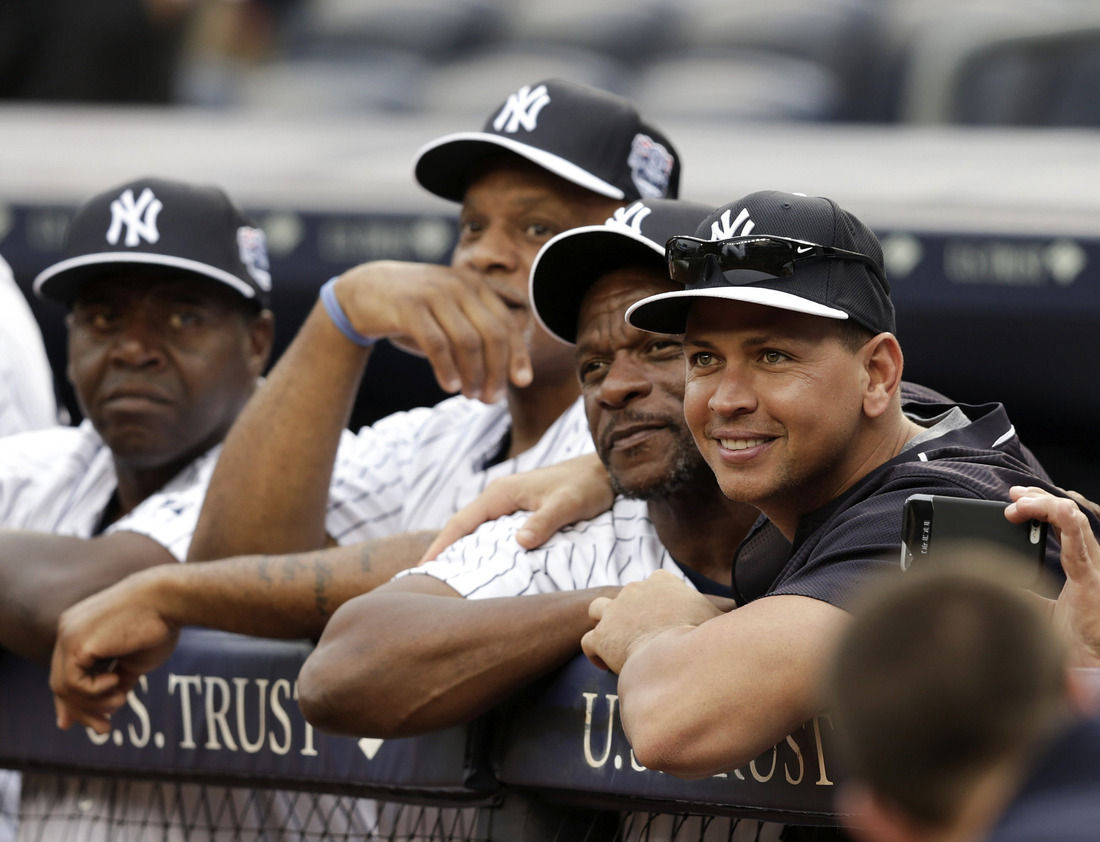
[155,531,438,639]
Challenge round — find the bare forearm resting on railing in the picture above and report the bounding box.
[614,594,848,778]
[0,530,175,662]
[145,530,437,639]
[298,577,620,738]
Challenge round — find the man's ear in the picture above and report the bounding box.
[838,783,928,842]
[860,333,904,419]
[246,309,276,377]
[64,312,77,386]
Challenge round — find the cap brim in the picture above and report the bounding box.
[530,225,666,345]
[414,131,626,203]
[33,252,260,304]
[626,287,850,334]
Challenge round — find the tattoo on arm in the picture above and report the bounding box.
[257,556,274,586]
[359,542,373,573]
[281,555,305,583]
[313,556,333,619]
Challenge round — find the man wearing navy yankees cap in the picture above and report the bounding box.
[187,77,682,563]
[1,176,273,664]
[0,175,274,839]
[581,190,1094,779]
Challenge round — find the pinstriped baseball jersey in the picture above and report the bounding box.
[0,421,221,841]
[399,497,694,596]
[0,419,219,560]
[325,394,594,544]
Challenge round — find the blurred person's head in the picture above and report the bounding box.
[530,198,713,500]
[416,79,681,385]
[34,177,274,491]
[626,190,904,537]
[825,556,1075,842]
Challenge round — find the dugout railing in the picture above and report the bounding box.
[0,628,841,840]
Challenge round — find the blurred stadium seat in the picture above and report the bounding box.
[663,0,882,120]
[627,50,845,123]
[280,0,505,60]
[229,51,432,114]
[416,45,630,116]
[886,0,1100,125]
[497,0,673,65]
[944,26,1100,125]
[158,0,1100,129]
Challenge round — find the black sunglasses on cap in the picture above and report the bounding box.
[665,235,886,286]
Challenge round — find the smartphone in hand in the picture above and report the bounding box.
[901,494,1046,573]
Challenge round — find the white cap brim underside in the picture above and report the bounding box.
[626,286,850,329]
[33,253,257,300]
[415,132,626,201]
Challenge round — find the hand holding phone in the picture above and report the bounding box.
[901,494,1047,573]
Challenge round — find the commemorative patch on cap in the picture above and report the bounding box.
[237,226,272,292]
[627,133,675,200]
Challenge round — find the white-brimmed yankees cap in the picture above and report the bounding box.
[414,78,681,203]
[627,190,895,336]
[34,176,272,308]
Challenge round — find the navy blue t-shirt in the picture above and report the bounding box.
[732,400,1079,608]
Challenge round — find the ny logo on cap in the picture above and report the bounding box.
[106,187,163,247]
[493,84,551,134]
[709,208,755,241]
[606,202,651,236]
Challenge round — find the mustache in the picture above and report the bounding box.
[598,409,685,455]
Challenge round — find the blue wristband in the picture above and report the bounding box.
[320,277,376,347]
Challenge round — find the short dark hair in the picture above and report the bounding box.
[826,557,1068,828]
[833,319,876,352]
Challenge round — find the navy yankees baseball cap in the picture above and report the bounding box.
[414,78,681,203]
[627,190,894,336]
[34,176,272,308]
[530,198,714,344]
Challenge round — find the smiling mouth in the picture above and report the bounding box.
[719,437,771,451]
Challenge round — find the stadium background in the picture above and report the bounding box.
[1,0,1099,837]
[3,0,1099,499]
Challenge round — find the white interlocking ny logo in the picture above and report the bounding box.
[493,84,551,133]
[709,207,754,240]
[606,202,651,236]
[106,188,163,247]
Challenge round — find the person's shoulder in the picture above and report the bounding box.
[0,421,100,459]
[591,496,654,532]
[438,496,652,564]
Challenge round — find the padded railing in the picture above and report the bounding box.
[0,628,842,838]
